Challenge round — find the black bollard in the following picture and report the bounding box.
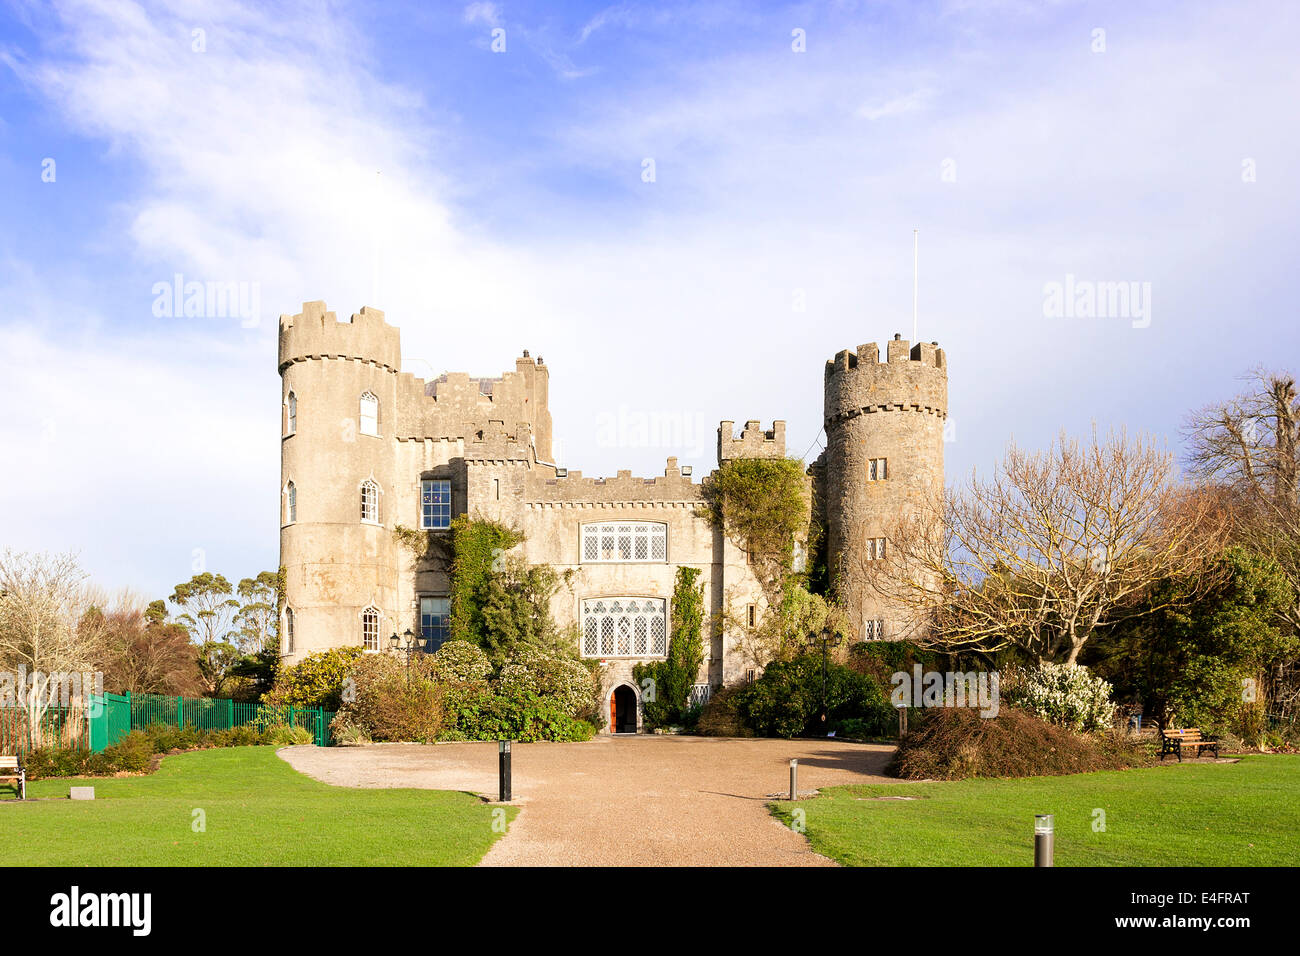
[499,739,512,802]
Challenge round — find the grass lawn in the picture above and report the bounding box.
[1,747,515,866]
[771,755,1300,866]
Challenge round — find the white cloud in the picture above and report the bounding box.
[3,0,1299,597]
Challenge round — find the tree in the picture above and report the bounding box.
[0,550,106,744]
[94,599,205,696]
[1088,546,1297,732]
[169,573,241,696]
[860,428,1227,664]
[1185,369,1300,632]
[234,570,282,654]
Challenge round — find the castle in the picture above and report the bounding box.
[277,301,947,733]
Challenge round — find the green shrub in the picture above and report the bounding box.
[21,747,92,778]
[332,653,446,743]
[739,653,894,738]
[266,646,365,709]
[456,691,594,742]
[102,732,154,773]
[259,723,313,746]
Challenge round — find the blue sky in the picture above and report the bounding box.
[1,0,1297,601]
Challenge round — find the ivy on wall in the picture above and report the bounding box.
[634,566,706,728]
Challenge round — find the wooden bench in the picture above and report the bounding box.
[0,755,24,800]
[1159,728,1220,762]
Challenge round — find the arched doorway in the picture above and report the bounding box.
[611,685,638,734]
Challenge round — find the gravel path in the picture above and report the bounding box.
[280,736,897,866]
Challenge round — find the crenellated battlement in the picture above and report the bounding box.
[523,456,701,504]
[824,334,947,424]
[278,300,402,373]
[717,420,787,465]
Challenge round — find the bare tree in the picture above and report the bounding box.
[0,550,107,744]
[1185,368,1300,631]
[857,429,1227,664]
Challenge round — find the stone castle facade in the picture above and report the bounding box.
[277,301,947,732]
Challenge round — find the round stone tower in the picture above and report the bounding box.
[278,301,404,663]
[822,334,947,641]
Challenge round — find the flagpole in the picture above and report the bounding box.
[912,229,919,342]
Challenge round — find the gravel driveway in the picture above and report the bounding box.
[280,735,896,866]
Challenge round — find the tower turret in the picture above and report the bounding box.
[822,334,947,641]
[278,301,403,661]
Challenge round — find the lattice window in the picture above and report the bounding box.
[867,457,888,481]
[580,522,667,563]
[360,392,380,437]
[362,607,381,650]
[421,479,452,529]
[867,537,886,561]
[863,619,885,641]
[580,598,667,659]
[420,596,450,652]
[361,479,380,524]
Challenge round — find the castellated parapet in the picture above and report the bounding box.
[279,300,401,372]
[822,334,948,642]
[717,420,787,464]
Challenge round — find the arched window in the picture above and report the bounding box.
[284,607,295,655]
[360,479,380,524]
[362,606,381,651]
[359,391,379,437]
[285,481,297,524]
[285,391,297,435]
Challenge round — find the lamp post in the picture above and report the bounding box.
[388,628,419,685]
[806,628,844,726]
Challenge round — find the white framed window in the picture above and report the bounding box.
[867,457,888,481]
[867,537,886,561]
[863,619,885,641]
[580,597,667,659]
[361,479,381,524]
[284,607,295,655]
[419,596,450,652]
[420,479,452,530]
[285,391,297,435]
[580,522,667,563]
[362,606,381,651]
[285,481,297,524]
[359,391,380,437]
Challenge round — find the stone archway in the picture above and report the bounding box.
[611,684,639,734]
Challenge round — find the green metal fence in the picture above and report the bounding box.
[0,706,89,756]
[3,694,335,755]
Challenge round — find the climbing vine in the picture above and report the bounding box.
[448,515,525,649]
[634,566,706,728]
